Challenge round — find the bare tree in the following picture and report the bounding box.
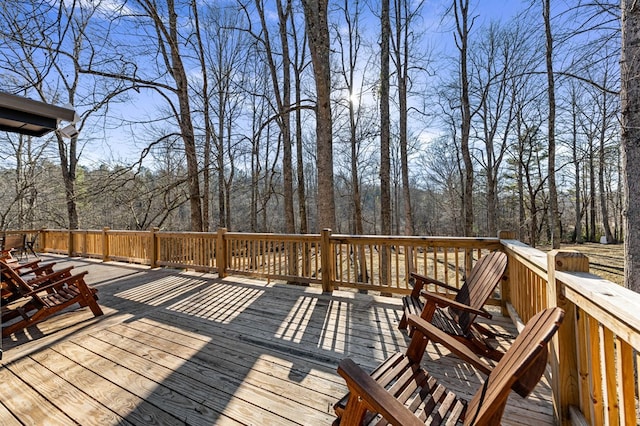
[453,0,475,237]
[543,0,561,248]
[301,0,335,231]
[391,0,426,237]
[377,0,392,286]
[594,62,617,243]
[621,0,640,291]
[201,5,249,230]
[78,0,204,231]
[0,1,129,230]
[289,9,310,234]
[191,0,212,231]
[567,82,585,243]
[246,0,297,233]
[333,0,369,279]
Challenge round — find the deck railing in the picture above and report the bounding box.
[36,227,504,298]
[502,239,640,426]
[8,227,640,425]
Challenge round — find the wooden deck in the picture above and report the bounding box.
[0,256,555,425]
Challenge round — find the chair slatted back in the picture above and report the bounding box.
[454,251,507,332]
[1,260,36,296]
[464,307,564,425]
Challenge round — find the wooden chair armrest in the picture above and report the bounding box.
[13,260,41,272]
[421,290,492,319]
[406,314,493,376]
[27,266,74,286]
[24,271,88,296]
[337,358,424,426]
[20,262,57,277]
[409,272,460,297]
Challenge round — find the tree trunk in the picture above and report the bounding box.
[621,0,640,292]
[217,91,227,229]
[379,0,391,285]
[598,79,615,243]
[393,0,414,237]
[571,90,583,244]
[57,134,79,229]
[455,0,474,237]
[291,11,308,235]
[543,0,560,247]
[302,0,335,231]
[192,0,210,232]
[277,0,295,235]
[589,139,596,242]
[143,0,203,231]
[255,0,295,233]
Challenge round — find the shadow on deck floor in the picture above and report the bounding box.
[0,255,554,425]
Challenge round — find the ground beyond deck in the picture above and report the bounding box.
[0,256,554,425]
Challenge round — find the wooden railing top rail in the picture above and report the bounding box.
[331,234,502,247]
[157,231,217,237]
[558,269,640,348]
[501,239,549,280]
[225,232,321,242]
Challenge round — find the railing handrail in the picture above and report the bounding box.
[25,227,640,425]
[501,239,548,279]
[558,269,640,346]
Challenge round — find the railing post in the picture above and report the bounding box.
[547,250,587,425]
[68,229,74,256]
[217,228,227,278]
[321,229,334,293]
[150,227,159,268]
[40,228,47,254]
[82,230,88,257]
[102,227,110,262]
[498,230,516,316]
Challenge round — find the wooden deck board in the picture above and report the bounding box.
[1,255,555,425]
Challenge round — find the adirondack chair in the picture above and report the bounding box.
[0,258,71,304]
[398,250,508,361]
[334,307,564,425]
[1,262,103,337]
[1,233,27,260]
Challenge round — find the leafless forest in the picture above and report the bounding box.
[0,1,620,248]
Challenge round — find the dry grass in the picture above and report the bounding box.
[542,242,624,286]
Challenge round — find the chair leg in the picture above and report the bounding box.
[398,312,409,330]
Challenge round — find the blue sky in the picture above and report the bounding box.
[74,0,558,166]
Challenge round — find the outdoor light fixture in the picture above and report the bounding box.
[58,123,79,139]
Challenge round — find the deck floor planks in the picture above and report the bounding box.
[82,326,333,425]
[0,403,21,426]
[1,256,555,425]
[99,324,343,413]
[6,355,129,425]
[0,364,76,425]
[50,339,234,426]
[160,281,410,361]
[75,332,254,426]
[131,314,350,392]
[29,345,186,425]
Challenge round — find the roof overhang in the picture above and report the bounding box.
[0,92,76,137]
